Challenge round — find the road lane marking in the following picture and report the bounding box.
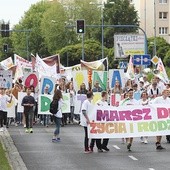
[148,168,155,170]
[128,155,138,160]
[112,145,120,149]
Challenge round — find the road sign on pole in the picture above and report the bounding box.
[151,55,159,65]
[133,54,151,65]
[119,61,127,69]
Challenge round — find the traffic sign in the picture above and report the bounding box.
[151,55,159,65]
[133,54,151,65]
[119,61,127,69]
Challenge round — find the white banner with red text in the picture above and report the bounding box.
[88,104,170,138]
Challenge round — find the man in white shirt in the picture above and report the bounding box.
[80,91,93,153]
[147,81,161,99]
[95,91,110,152]
[155,76,166,93]
[121,88,139,151]
[150,89,170,150]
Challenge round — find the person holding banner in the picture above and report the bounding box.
[95,91,110,152]
[80,91,94,153]
[66,82,76,124]
[0,88,12,132]
[139,91,149,144]
[42,86,51,127]
[121,88,139,151]
[21,87,35,133]
[150,89,170,150]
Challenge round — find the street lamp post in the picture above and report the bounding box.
[90,1,115,59]
[153,0,157,56]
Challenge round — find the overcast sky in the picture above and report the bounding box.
[0,0,41,28]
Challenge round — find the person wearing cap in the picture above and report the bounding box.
[150,89,170,150]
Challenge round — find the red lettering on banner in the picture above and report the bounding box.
[110,110,119,121]
[131,109,143,120]
[143,108,152,120]
[157,108,169,119]
[97,108,152,121]
[119,110,132,120]
[90,122,126,134]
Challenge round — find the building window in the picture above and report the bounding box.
[159,27,168,34]
[159,0,168,3]
[159,12,168,19]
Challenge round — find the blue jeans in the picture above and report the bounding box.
[16,112,22,123]
[54,117,61,135]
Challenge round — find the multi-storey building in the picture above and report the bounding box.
[130,0,170,43]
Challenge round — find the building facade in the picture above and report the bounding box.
[130,0,170,43]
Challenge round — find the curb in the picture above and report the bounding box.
[0,130,27,170]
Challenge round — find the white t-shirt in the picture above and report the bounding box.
[150,96,170,104]
[80,99,92,127]
[54,98,63,118]
[0,94,11,111]
[157,81,166,93]
[139,99,149,105]
[96,100,108,106]
[121,98,139,106]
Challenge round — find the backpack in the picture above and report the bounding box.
[49,99,59,114]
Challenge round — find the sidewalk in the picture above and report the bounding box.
[0,130,27,170]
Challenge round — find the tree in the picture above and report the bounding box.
[40,1,68,54]
[163,49,170,67]
[67,0,101,39]
[58,39,110,66]
[0,36,13,61]
[148,37,170,60]
[11,1,51,59]
[103,0,139,48]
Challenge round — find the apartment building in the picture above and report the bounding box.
[130,0,170,43]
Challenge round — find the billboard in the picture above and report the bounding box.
[114,34,145,58]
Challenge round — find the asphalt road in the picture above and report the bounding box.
[8,124,170,170]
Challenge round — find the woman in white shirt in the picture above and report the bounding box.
[139,91,149,144]
[0,88,12,132]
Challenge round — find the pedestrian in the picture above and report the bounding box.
[139,91,149,144]
[52,89,63,142]
[0,88,12,132]
[42,86,51,127]
[95,91,110,152]
[150,89,170,150]
[80,91,93,153]
[21,87,35,133]
[66,81,76,124]
[121,88,139,151]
